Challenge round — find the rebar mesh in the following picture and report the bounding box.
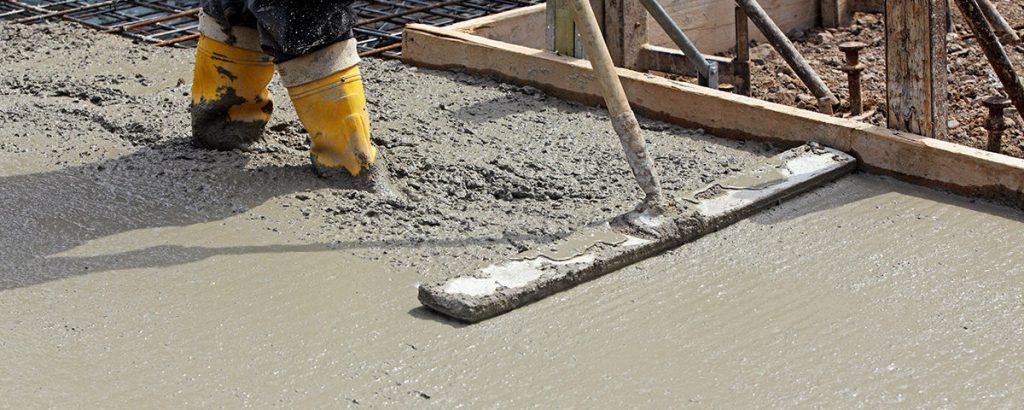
[0,0,542,56]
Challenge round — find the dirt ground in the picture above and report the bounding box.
[747,2,1024,158]
[2,21,1023,408]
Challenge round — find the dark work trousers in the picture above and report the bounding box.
[200,0,357,63]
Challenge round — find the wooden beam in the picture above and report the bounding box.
[449,4,546,49]
[853,0,884,12]
[821,0,852,27]
[603,0,646,69]
[401,24,1024,206]
[449,4,544,31]
[885,0,949,139]
[547,0,578,56]
[735,6,751,95]
[451,2,821,56]
[646,0,819,54]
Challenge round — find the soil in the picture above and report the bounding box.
[745,2,1024,158]
[2,21,1023,408]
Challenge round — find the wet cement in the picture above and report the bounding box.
[1,22,1023,407]
[0,22,778,287]
[421,145,858,322]
[512,223,629,262]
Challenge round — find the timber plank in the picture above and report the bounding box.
[649,0,818,53]
[885,0,949,139]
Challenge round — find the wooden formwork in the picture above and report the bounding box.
[452,1,823,55]
[402,4,1024,207]
[647,0,816,53]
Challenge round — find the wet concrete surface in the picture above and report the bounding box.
[0,22,777,290]
[1,23,1023,407]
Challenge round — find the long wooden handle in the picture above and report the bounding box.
[566,0,663,207]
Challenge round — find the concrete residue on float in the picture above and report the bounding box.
[692,147,851,215]
[443,254,596,297]
[715,161,787,190]
[445,222,653,297]
[512,222,631,261]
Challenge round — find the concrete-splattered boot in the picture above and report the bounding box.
[190,23,274,150]
[285,64,375,177]
[276,40,372,178]
[280,41,405,203]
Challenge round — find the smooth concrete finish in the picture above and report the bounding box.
[3,174,1023,407]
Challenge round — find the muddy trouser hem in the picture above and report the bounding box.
[197,11,262,51]
[277,40,361,87]
[199,0,357,63]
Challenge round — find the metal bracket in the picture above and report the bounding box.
[546,0,586,58]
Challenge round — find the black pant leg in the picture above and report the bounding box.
[200,0,258,27]
[245,0,357,63]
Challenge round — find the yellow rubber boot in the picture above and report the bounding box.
[191,34,275,150]
[287,65,376,177]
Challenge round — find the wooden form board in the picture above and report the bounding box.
[448,4,547,49]
[448,1,820,55]
[603,0,646,68]
[854,0,884,12]
[821,0,852,27]
[648,0,819,53]
[402,23,1024,206]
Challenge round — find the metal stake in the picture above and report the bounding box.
[983,95,1011,153]
[839,41,867,115]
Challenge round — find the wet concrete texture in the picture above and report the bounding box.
[420,146,858,322]
[0,22,777,290]
[1,23,1023,407]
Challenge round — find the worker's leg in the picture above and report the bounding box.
[248,1,377,177]
[190,0,274,150]
[285,64,374,177]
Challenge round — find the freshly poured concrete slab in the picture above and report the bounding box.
[3,174,1023,408]
[419,144,857,322]
[3,22,1024,409]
